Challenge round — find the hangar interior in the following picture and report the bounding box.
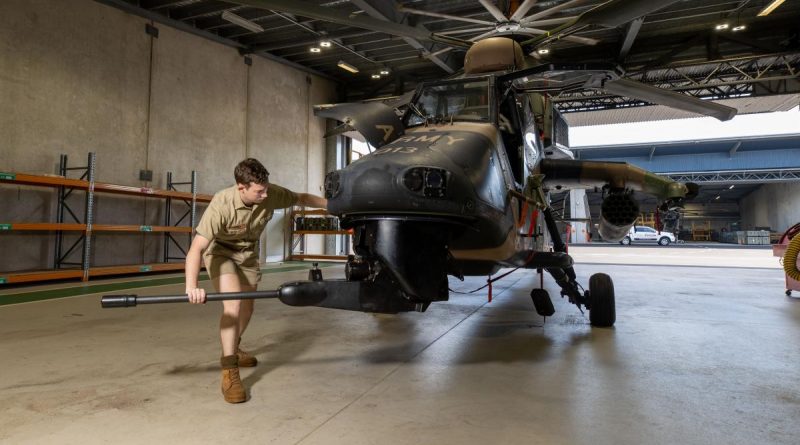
[1,0,800,444]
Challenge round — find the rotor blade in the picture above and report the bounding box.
[521,0,681,48]
[523,16,577,27]
[521,0,590,24]
[438,26,495,36]
[397,6,496,26]
[577,0,682,28]
[510,0,539,21]
[231,0,472,48]
[478,0,508,22]
[601,78,738,121]
[518,27,599,45]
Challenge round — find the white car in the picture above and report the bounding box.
[620,226,677,246]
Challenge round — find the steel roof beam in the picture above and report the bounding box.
[94,0,336,81]
[269,10,379,64]
[230,0,471,48]
[245,29,376,52]
[350,0,458,74]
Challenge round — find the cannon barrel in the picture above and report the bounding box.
[101,290,282,308]
[598,192,639,242]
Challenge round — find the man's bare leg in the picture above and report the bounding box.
[234,284,258,367]
[215,273,248,403]
[216,273,243,357]
[237,284,256,339]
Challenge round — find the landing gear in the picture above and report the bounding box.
[587,273,616,327]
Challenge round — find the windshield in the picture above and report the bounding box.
[406,80,490,127]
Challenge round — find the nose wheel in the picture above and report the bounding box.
[587,273,616,327]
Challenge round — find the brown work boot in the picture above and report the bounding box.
[220,355,246,403]
[237,337,257,367]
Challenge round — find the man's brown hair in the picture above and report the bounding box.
[234,158,270,186]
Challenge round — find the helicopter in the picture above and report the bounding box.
[307,35,734,327]
[102,34,735,327]
[101,0,743,327]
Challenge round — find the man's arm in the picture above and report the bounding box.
[185,234,211,304]
[296,193,327,210]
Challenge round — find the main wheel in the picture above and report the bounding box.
[658,237,671,246]
[588,273,616,327]
[620,237,631,245]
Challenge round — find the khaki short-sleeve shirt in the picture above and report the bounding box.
[195,184,298,256]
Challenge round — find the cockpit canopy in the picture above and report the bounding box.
[405,79,491,127]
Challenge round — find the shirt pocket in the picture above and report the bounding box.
[251,210,273,237]
[225,223,248,237]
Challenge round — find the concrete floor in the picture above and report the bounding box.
[1,246,798,444]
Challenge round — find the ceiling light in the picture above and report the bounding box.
[221,11,264,33]
[319,40,332,48]
[371,74,381,79]
[715,23,729,30]
[380,69,390,75]
[757,0,785,16]
[715,195,721,200]
[537,48,550,55]
[732,24,747,31]
[337,61,359,74]
[729,185,735,189]
[309,47,321,53]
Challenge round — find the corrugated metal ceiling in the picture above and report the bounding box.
[97,0,800,116]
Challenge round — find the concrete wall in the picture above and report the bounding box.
[740,183,800,233]
[0,0,336,273]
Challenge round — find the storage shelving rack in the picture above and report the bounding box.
[0,152,212,285]
[289,208,349,261]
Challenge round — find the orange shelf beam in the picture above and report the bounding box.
[91,225,192,233]
[293,230,351,235]
[0,223,86,231]
[93,182,213,202]
[0,172,212,202]
[0,269,84,284]
[292,209,331,216]
[88,262,186,277]
[0,173,89,189]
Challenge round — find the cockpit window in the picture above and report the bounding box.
[406,80,490,127]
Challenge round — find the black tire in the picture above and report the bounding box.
[530,288,555,317]
[658,237,671,246]
[589,273,616,327]
[620,237,631,245]
[787,290,793,297]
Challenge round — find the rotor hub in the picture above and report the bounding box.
[495,21,521,33]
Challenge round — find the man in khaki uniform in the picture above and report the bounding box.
[185,158,326,403]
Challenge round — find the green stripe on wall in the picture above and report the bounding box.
[0,262,339,306]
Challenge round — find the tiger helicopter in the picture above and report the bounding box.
[102,37,734,328]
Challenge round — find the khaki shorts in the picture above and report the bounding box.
[203,248,262,287]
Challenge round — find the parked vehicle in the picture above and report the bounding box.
[620,226,677,246]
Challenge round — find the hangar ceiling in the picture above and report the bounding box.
[99,0,800,109]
